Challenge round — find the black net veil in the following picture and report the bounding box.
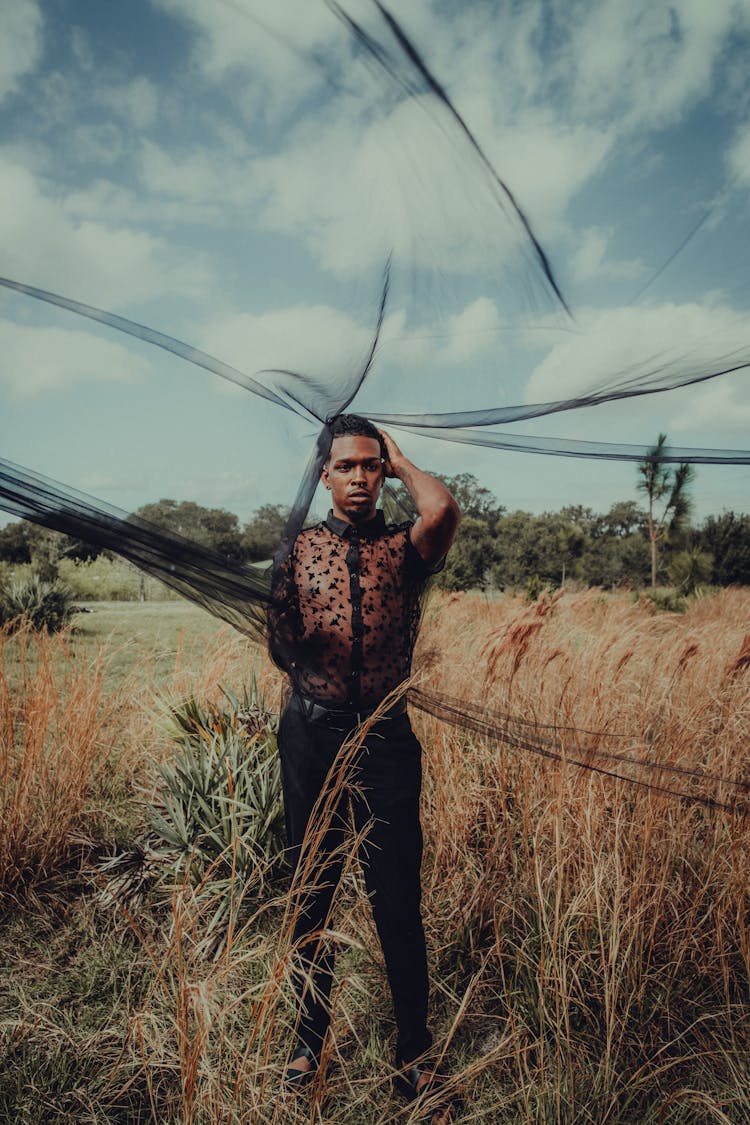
[2,1,749,813]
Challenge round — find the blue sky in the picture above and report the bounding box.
[1,0,749,527]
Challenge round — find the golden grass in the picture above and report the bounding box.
[0,623,120,902]
[410,587,750,1119]
[2,589,750,1122]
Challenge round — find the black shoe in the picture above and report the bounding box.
[284,1044,317,1094]
[395,1060,458,1122]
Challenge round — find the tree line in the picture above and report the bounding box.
[1,467,748,594]
[0,499,289,580]
[437,496,750,593]
[392,443,750,593]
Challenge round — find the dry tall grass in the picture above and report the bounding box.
[0,623,120,902]
[2,589,750,1122]
[411,587,750,1120]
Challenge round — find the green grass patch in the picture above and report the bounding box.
[72,600,231,689]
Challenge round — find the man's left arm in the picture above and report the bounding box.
[380,430,461,568]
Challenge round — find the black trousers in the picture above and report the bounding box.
[277,693,432,1065]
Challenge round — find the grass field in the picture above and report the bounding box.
[71,601,251,690]
[1,589,749,1123]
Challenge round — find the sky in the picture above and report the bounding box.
[1,0,750,528]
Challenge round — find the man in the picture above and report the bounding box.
[269,414,460,1119]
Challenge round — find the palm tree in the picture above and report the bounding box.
[637,434,694,588]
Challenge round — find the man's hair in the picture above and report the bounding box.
[328,414,386,458]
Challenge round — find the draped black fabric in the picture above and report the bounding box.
[0,457,271,640]
[1,1,748,815]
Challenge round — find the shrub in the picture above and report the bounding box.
[667,546,714,594]
[640,587,687,613]
[0,574,77,632]
[154,689,285,874]
[100,682,286,953]
[524,574,553,602]
[56,556,179,601]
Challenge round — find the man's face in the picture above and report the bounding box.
[322,434,384,524]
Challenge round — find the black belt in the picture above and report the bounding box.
[295,692,407,727]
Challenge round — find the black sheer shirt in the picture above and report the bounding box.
[268,510,435,707]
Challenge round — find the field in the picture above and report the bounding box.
[1,589,749,1124]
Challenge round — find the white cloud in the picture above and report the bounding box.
[60,130,261,229]
[2,0,748,530]
[197,304,375,389]
[554,0,746,130]
[434,299,503,366]
[0,320,152,397]
[395,297,501,366]
[488,114,614,238]
[70,26,96,73]
[0,0,42,102]
[379,299,503,370]
[100,76,159,131]
[27,0,740,299]
[152,0,344,119]
[0,156,210,306]
[140,3,610,279]
[524,301,750,440]
[251,95,611,289]
[138,137,248,207]
[68,122,125,167]
[571,227,643,283]
[39,44,160,145]
[670,366,750,436]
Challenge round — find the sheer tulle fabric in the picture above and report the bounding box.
[1,2,747,814]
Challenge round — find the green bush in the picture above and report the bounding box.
[100,682,285,953]
[0,574,77,632]
[525,574,554,602]
[153,689,285,876]
[667,547,714,595]
[56,556,179,601]
[640,588,687,614]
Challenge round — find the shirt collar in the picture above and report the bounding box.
[324,508,386,539]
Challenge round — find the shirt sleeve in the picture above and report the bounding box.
[267,546,301,672]
[404,524,446,580]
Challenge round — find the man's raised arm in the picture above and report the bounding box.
[379,429,461,567]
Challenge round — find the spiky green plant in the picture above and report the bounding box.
[0,574,77,632]
[100,682,286,952]
[668,545,714,594]
[152,721,284,877]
